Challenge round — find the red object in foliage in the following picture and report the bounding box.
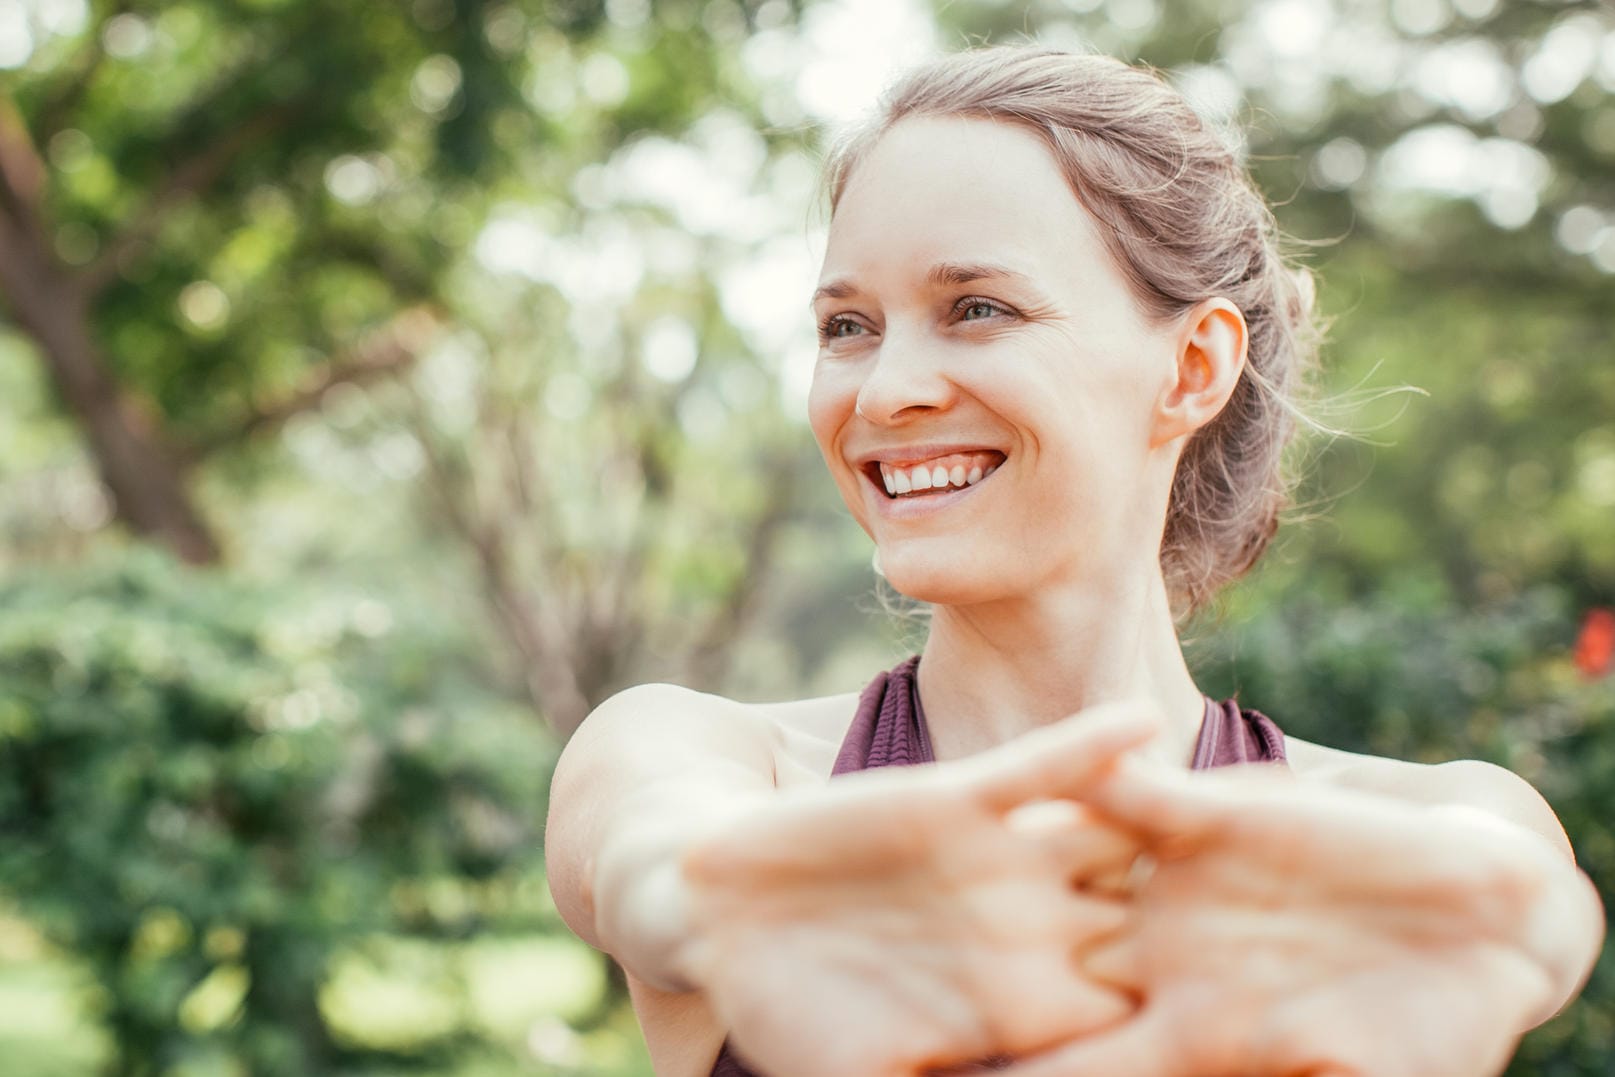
[1575,608,1615,679]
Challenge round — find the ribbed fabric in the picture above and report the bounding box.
[710,656,1287,1076]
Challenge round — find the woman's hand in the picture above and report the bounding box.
[1006,758,1566,1077]
[677,705,1160,1077]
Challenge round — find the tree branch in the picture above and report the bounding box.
[683,452,801,691]
[80,98,302,296]
[404,393,593,734]
[0,97,47,237]
[186,307,441,459]
[31,0,128,141]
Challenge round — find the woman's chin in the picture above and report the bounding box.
[878,552,1020,608]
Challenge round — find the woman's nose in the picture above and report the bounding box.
[853,328,956,424]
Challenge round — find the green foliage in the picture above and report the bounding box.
[1191,588,1615,1074]
[0,550,556,1074]
[4,0,800,441]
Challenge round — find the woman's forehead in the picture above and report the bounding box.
[836,115,1076,215]
[819,116,1111,294]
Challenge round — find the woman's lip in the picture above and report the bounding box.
[853,444,1008,468]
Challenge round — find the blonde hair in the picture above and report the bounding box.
[824,46,1321,616]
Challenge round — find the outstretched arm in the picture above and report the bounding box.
[1312,753,1603,1025]
[548,691,1166,1077]
[1004,752,1604,1077]
[546,683,778,992]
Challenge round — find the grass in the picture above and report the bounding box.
[0,913,653,1075]
[0,953,113,1075]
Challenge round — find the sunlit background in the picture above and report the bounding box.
[0,0,1612,1073]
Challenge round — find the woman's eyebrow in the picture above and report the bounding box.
[812,261,1034,306]
[811,278,859,304]
[925,260,1031,287]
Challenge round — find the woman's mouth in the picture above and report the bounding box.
[865,451,1005,499]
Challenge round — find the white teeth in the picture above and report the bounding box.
[876,455,1003,497]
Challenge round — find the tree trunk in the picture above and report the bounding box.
[0,186,219,563]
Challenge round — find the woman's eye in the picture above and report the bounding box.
[955,297,1009,322]
[819,315,865,341]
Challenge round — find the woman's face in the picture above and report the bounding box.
[808,116,1185,606]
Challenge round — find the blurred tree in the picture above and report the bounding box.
[0,0,500,561]
[0,0,824,732]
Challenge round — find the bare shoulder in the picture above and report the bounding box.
[1285,735,1573,858]
[549,685,861,1076]
[568,682,862,786]
[753,690,863,788]
[571,680,772,749]
[546,683,864,941]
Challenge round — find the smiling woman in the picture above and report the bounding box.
[545,46,1603,1077]
[808,111,1255,623]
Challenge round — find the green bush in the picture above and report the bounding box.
[0,551,556,1075]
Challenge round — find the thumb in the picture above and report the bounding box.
[958,701,1162,815]
[998,1013,1175,1077]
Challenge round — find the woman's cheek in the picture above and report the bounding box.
[808,360,865,446]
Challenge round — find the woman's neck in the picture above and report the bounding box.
[915,568,1205,767]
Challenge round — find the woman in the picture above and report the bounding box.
[546,47,1604,1077]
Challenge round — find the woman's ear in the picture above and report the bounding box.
[1152,298,1248,447]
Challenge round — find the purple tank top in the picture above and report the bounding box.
[709,656,1287,1076]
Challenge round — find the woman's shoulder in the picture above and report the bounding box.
[1285,734,1507,792]
[583,681,856,736]
[585,682,863,790]
[754,691,866,788]
[1285,733,1517,796]
[1283,735,1570,856]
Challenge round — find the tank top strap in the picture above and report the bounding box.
[831,655,1286,775]
[831,654,931,775]
[1190,696,1288,769]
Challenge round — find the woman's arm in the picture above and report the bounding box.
[550,693,1163,1077]
[1004,754,1605,1077]
[1308,753,1604,1025]
[545,683,777,991]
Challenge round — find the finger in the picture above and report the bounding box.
[1056,891,1131,946]
[962,702,1163,814]
[1021,975,1138,1048]
[1081,847,1154,899]
[1007,803,1142,882]
[1080,864,1131,898]
[1082,755,1236,846]
[1076,934,1143,992]
[972,965,1138,1063]
[998,1013,1175,1077]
